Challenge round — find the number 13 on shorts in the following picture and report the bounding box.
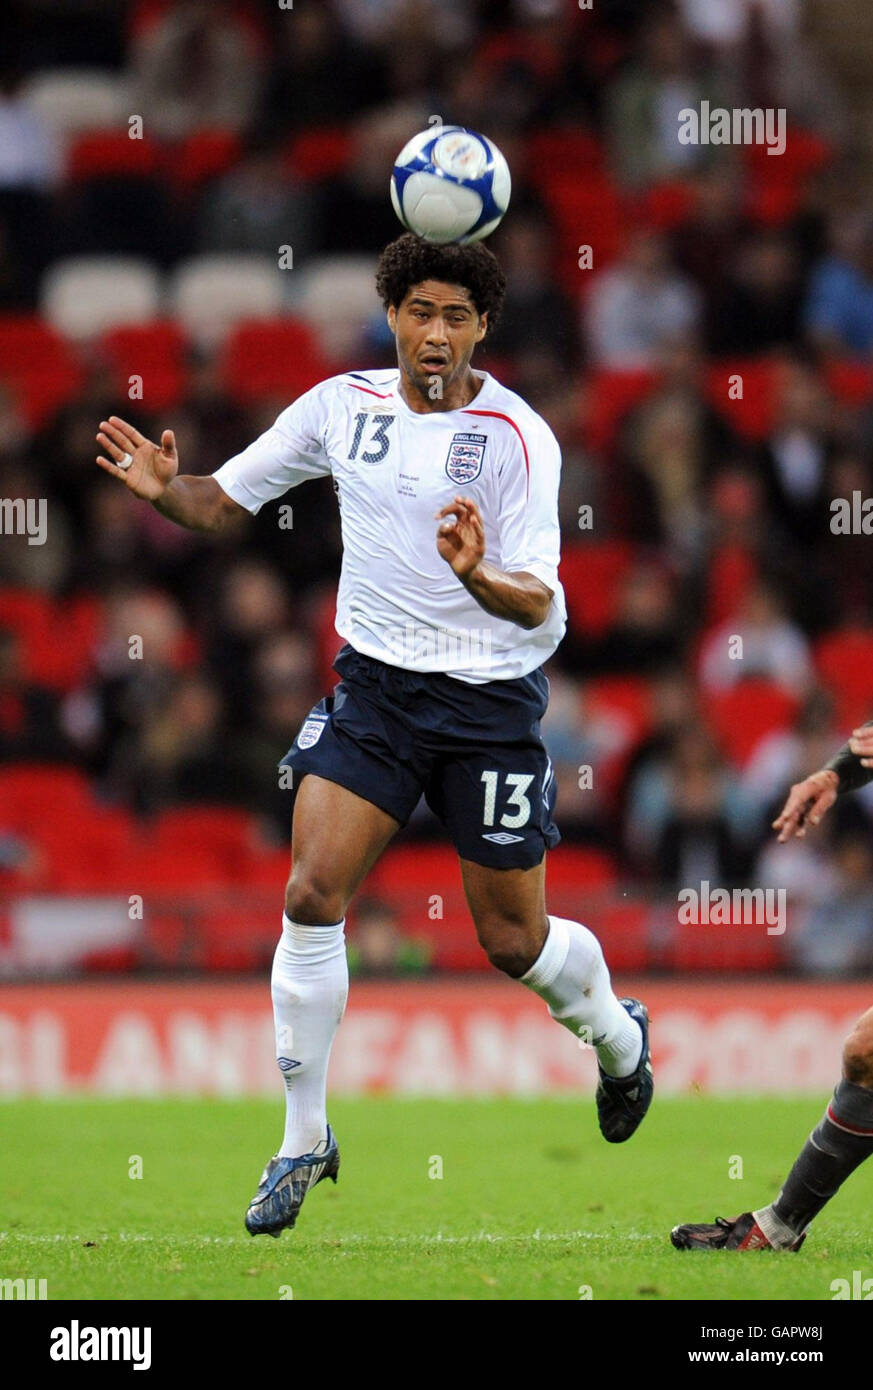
[480,769,534,829]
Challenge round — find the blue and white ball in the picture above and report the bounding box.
[390,127,511,245]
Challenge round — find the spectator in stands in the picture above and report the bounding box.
[205,561,290,733]
[757,358,835,552]
[631,726,759,887]
[788,833,873,977]
[708,230,803,354]
[66,586,189,780]
[346,897,432,978]
[615,334,739,552]
[0,457,70,593]
[541,669,631,845]
[129,0,266,140]
[230,631,319,838]
[584,231,700,368]
[317,102,429,253]
[670,166,750,330]
[0,62,59,303]
[742,687,846,821]
[113,671,236,815]
[0,629,68,764]
[697,579,814,695]
[804,211,873,357]
[487,210,579,366]
[0,826,41,883]
[605,12,725,189]
[561,561,684,677]
[253,3,388,139]
[196,131,317,260]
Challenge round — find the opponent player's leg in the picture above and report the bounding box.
[247,774,400,1236]
[460,854,653,1141]
[671,1008,873,1251]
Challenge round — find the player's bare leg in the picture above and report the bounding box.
[460,856,653,1142]
[246,775,401,1236]
[672,1007,873,1251]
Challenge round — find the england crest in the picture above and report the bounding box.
[297,716,327,750]
[445,431,486,484]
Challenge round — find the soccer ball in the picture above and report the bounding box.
[390,126,511,245]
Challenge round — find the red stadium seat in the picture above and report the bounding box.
[100,321,189,411]
[585,676,653,748]
[545,845,618,891]
[746,178,803,227]
[285,129,353,181]
[671,912,785,972]
[559,540,636,638]
[706,358,780,441]
[742,127,831,181]
[591,900,650,972]
[151,806,261,876]
[538,173,627,291]
[582,367,660,454]
[366,844,479,970]
[526,129,604,181]
[637,180,697,230]
[823,360,873,409]
[168,129,242,190]
[0,588,100,691]
[0,763,93,828]
[67,130,162,182]
[815,629,873,730]
[703,681,801,768]
[705,544,759,628]
[219,318,332,405]
[311,586,340,692]
[0,315,83,427]
[194,906,277,971]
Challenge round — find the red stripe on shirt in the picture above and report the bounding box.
[462,408,530,499]
[346,383,393,399]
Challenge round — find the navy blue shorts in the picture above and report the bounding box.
[280,643,560,869]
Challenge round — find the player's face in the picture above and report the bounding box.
[388,280,487,395]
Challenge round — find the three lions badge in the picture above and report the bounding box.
[445,432,487,484]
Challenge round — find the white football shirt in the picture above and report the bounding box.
[212,368,567,684]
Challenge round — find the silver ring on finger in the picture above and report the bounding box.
[118,452,134,470]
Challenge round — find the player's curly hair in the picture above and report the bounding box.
[376,234,506,335]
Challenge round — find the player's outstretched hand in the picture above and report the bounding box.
[849,724,873,768]
[772,769,839,842]
[96,416,178,501]
[434,494,486,580]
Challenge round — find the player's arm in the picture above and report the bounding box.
[434,495,553,629]
[96,416,246,533]
[772,720,873,842]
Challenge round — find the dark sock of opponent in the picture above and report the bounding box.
[773,1078,873,1234]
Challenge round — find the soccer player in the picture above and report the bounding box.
[670,725,873,1251]
[95,235,653,1237]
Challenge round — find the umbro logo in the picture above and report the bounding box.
[481,832,525,845]
[277,1057,301,1072]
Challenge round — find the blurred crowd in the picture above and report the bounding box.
[3,0,873,974]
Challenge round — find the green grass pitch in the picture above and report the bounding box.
[2,1095,871,1301]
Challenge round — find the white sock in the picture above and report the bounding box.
[521,914,643,1077]
[272,913,348,1157]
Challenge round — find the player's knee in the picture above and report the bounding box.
[842,1014,873,1087]
[284,872,345,926]
[478,917,544,978]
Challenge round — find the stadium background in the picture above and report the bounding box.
[1,0,873,1098]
